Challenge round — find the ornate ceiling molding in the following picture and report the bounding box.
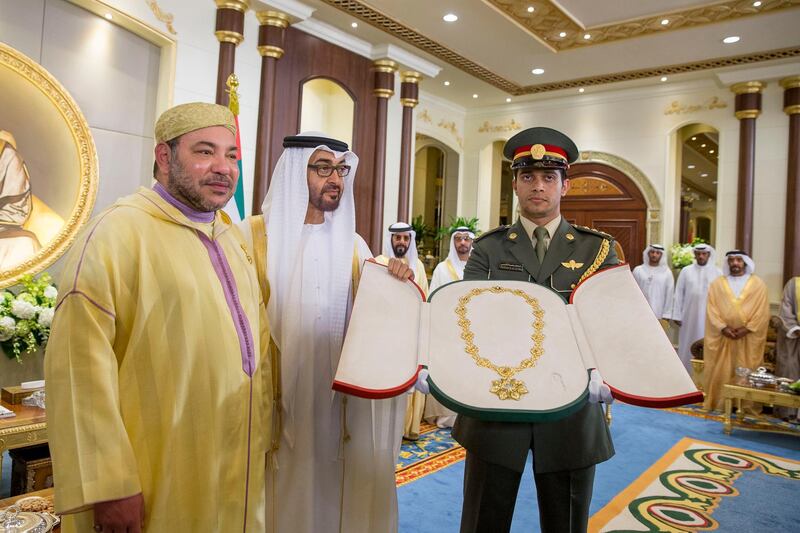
[517,47,800,94]
[485,0,800,52]
[320,0,519,93]
[322,0,800,95]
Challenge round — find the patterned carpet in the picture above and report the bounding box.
[590,437,800,532]
[396,422,464,487]
[666,403,800,436]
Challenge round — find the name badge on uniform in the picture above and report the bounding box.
[498,263,525,272]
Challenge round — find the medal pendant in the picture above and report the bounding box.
[490,376,528,401]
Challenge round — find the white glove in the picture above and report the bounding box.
[414,368,430,394]
[588,369,614,404]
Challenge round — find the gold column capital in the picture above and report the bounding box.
[400,99,419,107]
[256,10,290,28]
[215,0,249,12]
[400,71,423,84]
[215,30,243,45]
[780,76,800,90]
[372,59,398,73]
[730,81,765,95]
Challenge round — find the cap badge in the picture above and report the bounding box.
[566,233,575,241]
[561,260,584,270]
[509,232,518,240]
[531,144,546,159]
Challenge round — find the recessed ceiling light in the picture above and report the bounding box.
[691,136,697,140]
[444,81,450,86]
[709,149,715,154]
[104,13,112,20]
[701,144,706,148]
[559,31,567,38]
[532,68,545,75]
[701,173,709,177]
[351,22,358,28]
[443,13,458,22]
[661,19,669,25]
[583,33,591,40]
[527,6,535,13]
[753,1,762,6]
[472,94,478,99]
[660,76,668,82]
[506,97,512,102]
[578,88,585,93]
[688,165,695,169]
[723,36,740,44]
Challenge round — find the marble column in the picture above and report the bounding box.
[782,76,800,281]
[397,71,422,222]
[370,59,397,253]
[214,0,249,106]
[731,81,764,254]
[252,10,289,213]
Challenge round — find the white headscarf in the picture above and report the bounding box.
[723,250,756,276]
[690,243,720,286]
[447,226,475,278]
[641,244,667,269]
[262,132,358,361]
[382,222,418,268]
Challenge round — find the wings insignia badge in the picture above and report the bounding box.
[561,260,584,270]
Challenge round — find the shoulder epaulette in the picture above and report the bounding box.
[474,225,509,243]
[572,224,614,240]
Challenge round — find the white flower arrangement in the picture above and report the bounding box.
[670,239,708,269]
[1,273,57,362]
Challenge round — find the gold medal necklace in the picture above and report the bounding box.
[455,286,545,400]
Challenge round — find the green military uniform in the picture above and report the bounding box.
[452,127,618,533]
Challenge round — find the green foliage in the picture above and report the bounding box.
[0,273,57,362]
[435,216,481,242]
[410,215,435,245]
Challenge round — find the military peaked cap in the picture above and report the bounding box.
[503,127,579,171]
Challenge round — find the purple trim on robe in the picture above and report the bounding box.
[153,182,215,223]
[242,379,253,532]
[195,231,256,377]
[73,208,118,289]
[56,290,116,320]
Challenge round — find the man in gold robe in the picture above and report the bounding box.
[374,221,429,440]
[46,103,271,533]
[703,250,769,413]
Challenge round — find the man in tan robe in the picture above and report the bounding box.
[776,276,800,420]
[46,103,270,533]
[703,250,769,413]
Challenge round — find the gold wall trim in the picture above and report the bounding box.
[143,0,176,35]
[256,10,290,27]
[478,119,523,133]
[484,0,800,52]
[372,59,398,73]
[730,80,765,94]
[664,96,727,115]
[735,109,761,119]
[401,71,422,84]
[258,45,285,58]
[322,1,800,96]
[373,88,394,98]
[215,0,250,13]
[216,29,244,45]
[785,104,800,115]
[400,98,419,107]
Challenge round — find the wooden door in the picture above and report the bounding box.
[562,163,647,268]
[270,28,379,246]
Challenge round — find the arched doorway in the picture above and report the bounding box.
[562,163,648,268]
[412,134,460,266]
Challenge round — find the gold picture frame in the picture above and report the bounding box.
[0,42,98,288]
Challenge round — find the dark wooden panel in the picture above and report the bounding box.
[269,28,378,247]
[561,162,648,268]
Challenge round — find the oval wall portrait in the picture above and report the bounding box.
[0,42,98,287]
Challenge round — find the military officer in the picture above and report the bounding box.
[453,127,618,533]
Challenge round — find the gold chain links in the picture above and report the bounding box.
[455,286,546,400]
